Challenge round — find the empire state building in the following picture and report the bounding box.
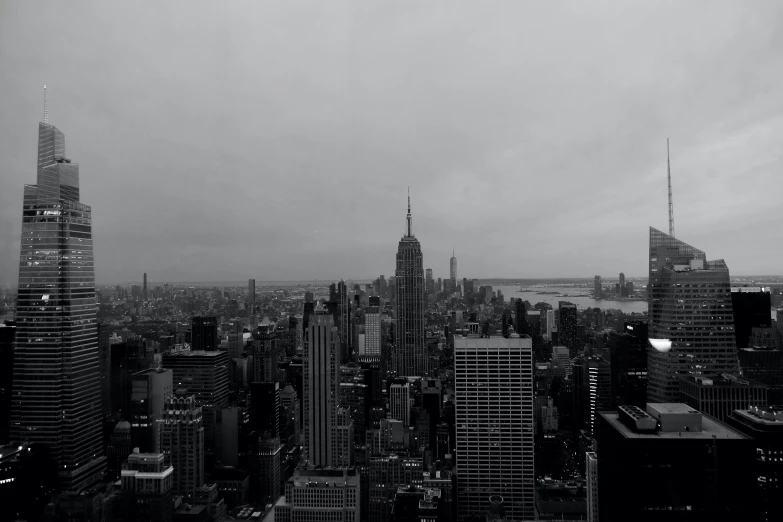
[394,192,426,377]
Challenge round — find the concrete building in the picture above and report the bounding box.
[130,368,173,453]
[156,395,204,496]
[390,382,411,425]
[273,467,361,522]
[365,296,382,356]
[596,403,756,521]
[120,450,174,522]
[454,335,535,521]
[679,373,767,423]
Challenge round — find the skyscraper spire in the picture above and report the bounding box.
[667,138,675,238]
[406,187,412,237]
[43,85,48,124]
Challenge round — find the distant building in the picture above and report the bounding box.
[390,381,411,425]
[585,451,598,522]
[596,403,757,521]
[394,194,426,377]
[455,335,535,520]
[273,467,361,522]
[647,228,739,403]
[191,316,218,351]
[558,302,578,356]
[679,373,767,423]
[593,276,602,297]
[156,395,204,496]
[365,296,381,356]
[731,288,772,349]
[248,278,256,315]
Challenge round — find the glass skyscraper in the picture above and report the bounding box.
[647,227,739,403]
[394,193,425,377]
[11,119,106,491]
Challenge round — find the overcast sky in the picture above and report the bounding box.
[1,1,781,285]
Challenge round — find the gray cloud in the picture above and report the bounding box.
[1,0,782,285]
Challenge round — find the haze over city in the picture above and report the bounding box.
[2,0,782,286]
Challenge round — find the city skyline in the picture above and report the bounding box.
[2,2,783,285]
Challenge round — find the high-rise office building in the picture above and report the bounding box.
[0,322,15,445]
[143,273,148,301]
[250,381,280,438]
[157,395,204,496]
[585,451,598,522]
[731,288,772,349]
[274,468,361,521]
[726,406,783,522]
[608,322,648,409]
[365,296,381,356]
[582,357,611,434]
[395,193,426,377]
[596,403,756,521]
[336,279,353,362]
[390,381,411,425]
[594,275,602,297]
[304,304,339,466]
[618,272,625,296]
[455,335,534,521]
[11,112,106,491]
[450,248,457,281]
[248,278,255,315]
[130,368,173,452]
[647,228,739,403]
[514,299,528,336]
[558,302,578,356]
[252,321,278,383]
[425,268,434,295]
[421,379,442,451]
[191,316,218,351]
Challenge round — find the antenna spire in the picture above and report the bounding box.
[406,187,412,237]
[667,138,675,238]
[43,85,48,124]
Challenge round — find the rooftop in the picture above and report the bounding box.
[600,410,746,440]
[732,406,783,427]
[163,350,225,357]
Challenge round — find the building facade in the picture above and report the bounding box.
[455,335,535,521]
[394,194,426,377]
[647,227,740,403]
[11,117,106,492]
[274,468,361,522]
[156,395,204,496]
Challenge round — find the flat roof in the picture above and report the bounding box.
[163,350,225,357]
[647,403,699,415]
[599,411,746,440]
[732,409,783,428]
[455,336,532,349]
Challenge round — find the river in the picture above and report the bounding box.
[493,285,648,314]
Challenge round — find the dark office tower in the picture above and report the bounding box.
[450,248,457,281]
[11,112,106,492]
[250,381,280,438]
[726,406,783,522]
[191,316,218,351]
[252,321,278,383]
[130,368,173,452]
[143,273,148,301]
[647,227,739,403]
[594,275,601,297]
[304,291,314,303]
[161,350,229,462]
[582,356,610,435]
[248,278,256,315]
[304,304,339,466]
[157,395,204,496]
[608,322,648,409]
[394,193,426,377]
[731,288,772,349]
[337,279,353,362]
[558,302,578,356]
[618,272,626,297]
[425,268,434,296]
[421,379,442,451]
[596,404,757,522]
[514,298,529,335]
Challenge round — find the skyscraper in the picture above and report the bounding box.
[304,304,338,466]
[455,335,535,521]
[450,248,457,281]
[594,275,602,297]
[248,278,256,315]
[143,272,148,301]
[191,316,218,351]
[11,108,106,491]
[395,192,425,377]
[365,296,381,356]
[558,302,578,356]
[618,272,625,296]
[157,395,204,496]
[425,268,434,296]
[337,279,352,362]
[647,227,739,403]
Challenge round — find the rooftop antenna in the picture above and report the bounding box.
[43,85,48,124]
[667,138,675,238]
[406,187,412,237]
